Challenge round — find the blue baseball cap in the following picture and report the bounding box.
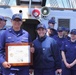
[70,29,76,35]
[65,28,70,32]
[37,23,46,30]
[48,19,55,24]
[12,14,22,21]
[57,27,64,32]
[0,15,4,20]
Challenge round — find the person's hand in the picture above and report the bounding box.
[75,59,76,64]
[70,59,76,67]
[29,69,33,74]
[65,62,71,68]
[70,63,74,68]
[30,47,35,53]
[56,69,62,75]
[2,61,11,68]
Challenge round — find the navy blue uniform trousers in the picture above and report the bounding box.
[34,69,55,75]
[62,67,76,75]
[2,66,29,75]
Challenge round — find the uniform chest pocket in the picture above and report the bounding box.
[6,37,14,43]
[21,38,28,42]
[65,45,70,52]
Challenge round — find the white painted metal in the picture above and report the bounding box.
[0,6,76,30]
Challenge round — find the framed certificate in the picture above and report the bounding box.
[5,43,33,66]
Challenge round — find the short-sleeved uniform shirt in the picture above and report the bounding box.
[61,40,76,70]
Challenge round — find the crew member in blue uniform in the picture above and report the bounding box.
[0,14,34,75]
[0,16,7,39]
[53,27,67,52]
[47,26,57,38]
[0,16,7,41]
[63,27,70,40]
[33,23,62,75]
[47,18,57,37]
[0,15,7,75]
[61,29,76,75]
[2,17,7,28]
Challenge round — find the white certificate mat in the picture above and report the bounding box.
[5,43,33,66]
[8,46,30,63]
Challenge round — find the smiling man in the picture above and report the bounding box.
[0,14,34,75]
[33,23,62,75]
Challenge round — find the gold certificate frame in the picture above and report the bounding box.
[5,43,33,66]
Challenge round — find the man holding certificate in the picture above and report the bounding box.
[0,14,34,75]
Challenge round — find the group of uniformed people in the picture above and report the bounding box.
[0,14,76,75]
[47,18,76,75]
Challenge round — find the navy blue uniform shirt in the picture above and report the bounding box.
[0,27,31,64]
[53,35,67,51]
[61,40,76,70]
[33,36,61,70]
[0,26,6,74]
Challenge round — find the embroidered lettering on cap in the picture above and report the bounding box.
[15,15,20,18]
